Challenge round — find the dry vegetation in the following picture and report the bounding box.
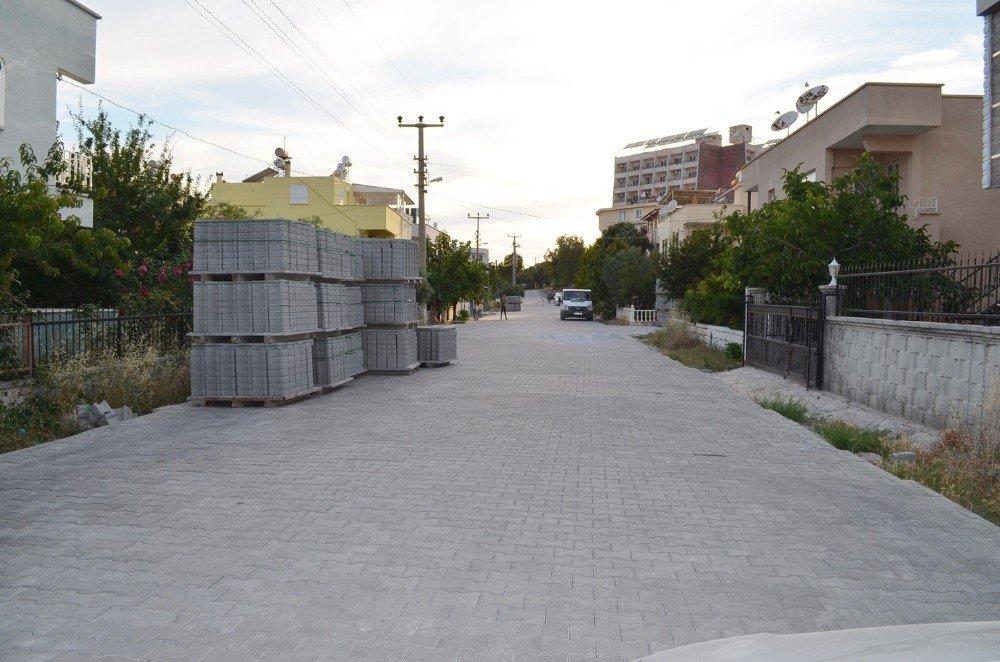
[642,320,742,372]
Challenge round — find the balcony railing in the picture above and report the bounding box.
[56,151,93,190]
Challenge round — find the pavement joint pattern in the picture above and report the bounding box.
[0,292,998,661]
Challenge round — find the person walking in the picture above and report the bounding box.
[470,300,479,321]
[500,294,508,320]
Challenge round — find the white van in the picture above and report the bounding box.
[559,289,594,321]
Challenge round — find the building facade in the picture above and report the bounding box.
[211,169,416,239]
[739,82,999,252]
[0,0,100,226]
[979,0,1000,188]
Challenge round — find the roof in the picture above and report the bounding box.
[352,184,414,206]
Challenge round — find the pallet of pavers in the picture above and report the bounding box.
[360,238,420,281]
[360,283,418,326]
[192,280,319,338]
[190,340,318,406]
[361,327,419,373]
[313,333,364,389]
[417,326,457,367]
[316,229,364,281]
[506,295,523,312]
[316,283,364,332]
[193,219,320,275]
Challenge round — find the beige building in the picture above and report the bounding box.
[595,201,659,233]
[653,203,737,252]
[739,82,999,252]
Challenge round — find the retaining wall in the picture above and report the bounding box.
[824,316,1000,428]
[688,322,743,350]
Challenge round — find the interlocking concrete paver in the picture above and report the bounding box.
[0,292,998,660]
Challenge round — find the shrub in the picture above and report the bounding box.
[813,420,889,454]
[457,309,470,322]
[724,343,743,362]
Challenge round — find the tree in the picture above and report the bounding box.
[576,223,655,319]
[602,246,656,309]
[0,143,130,308]
[72,107,208,260]
[544,235,585,289]
[721,154,956,298]
[426,232,488,321]
[502,252,524,276]
[657,227,728,301]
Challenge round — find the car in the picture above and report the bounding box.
[559,288,594,320]
[553,291,563,305]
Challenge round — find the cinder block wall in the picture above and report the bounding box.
[824,316,1000,429]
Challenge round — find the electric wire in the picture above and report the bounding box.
[340,0,422,97]
[183,0,409,170]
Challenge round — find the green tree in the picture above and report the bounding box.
[602,246,656,309]
[72,107,208,260]
[576,223,654,318]
[426,232,488,321]
[0,144,130,308]
[722,154,955,297]
[657,227,728,301]
[544,235,585,289]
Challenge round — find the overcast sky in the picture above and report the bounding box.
[58,0,986,264]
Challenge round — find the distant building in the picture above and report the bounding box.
[599,126,757,234]
[738,82,1000,252]
[470,247,489,265]
[0,0,100,227]
[979,1,999,188]
[210,161,416,238]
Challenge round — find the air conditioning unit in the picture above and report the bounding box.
[915,197,939,215]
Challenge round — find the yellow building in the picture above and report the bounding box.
[210,166,415,238]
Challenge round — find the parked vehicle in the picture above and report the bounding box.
[553,291,563,305]
[559,289,594,320]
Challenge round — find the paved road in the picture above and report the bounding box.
[1,292,998,661]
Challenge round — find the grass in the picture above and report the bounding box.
[642,321,742,372]
[0,346,190,455]
[751,385,1000,527]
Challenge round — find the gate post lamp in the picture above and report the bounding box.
[827,258,840,286]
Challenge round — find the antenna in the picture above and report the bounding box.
[796,84,828,120]
[771,111,799,135]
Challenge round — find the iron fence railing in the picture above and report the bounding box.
[839,254,1000,325]
[0,310,192,379]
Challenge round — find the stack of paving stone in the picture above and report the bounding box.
[506,295,523,312]
[313,229,366,389]
[190,219,321,405]
[417,326,457,367]
[360,239,420,373]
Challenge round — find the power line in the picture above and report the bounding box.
[183,0,409,170]
[341,0,421,97]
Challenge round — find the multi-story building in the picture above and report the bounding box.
[597,126,757,233]
[979,1,999,189]
[1,0,100,227]
[738,82,1000,252]
[210,161,417,239]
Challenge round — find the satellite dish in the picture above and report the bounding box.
[340,155,352,166]
[771,111,799,132]
[275,147,289,159]
[796,99,815,115]
[798,85,829,106]
[665,200,678,213]
[272,158,285,171]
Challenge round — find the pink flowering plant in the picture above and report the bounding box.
[115,254,194,315]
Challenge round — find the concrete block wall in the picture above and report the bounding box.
[689,322,743,350]
[824,316,1000,428]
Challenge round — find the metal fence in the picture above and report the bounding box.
[0,310,192,379]
[839,254,1000,325]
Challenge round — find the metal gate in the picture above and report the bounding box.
[743,296,824,388]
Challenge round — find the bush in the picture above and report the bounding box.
[501,283,526,297]
[457,309,470,322]
[813,420,889,454]
[724,343,743,362]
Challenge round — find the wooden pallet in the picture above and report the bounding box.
[362,362,420,376]
[419,359,455,368]
[188,387,322,408]
[188,332,316,344]
[190,271,320,282]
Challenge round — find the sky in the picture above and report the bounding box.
[58,0,987,265]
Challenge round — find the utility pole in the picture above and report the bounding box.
[397,115,444,273]
[468,212,489,265]
[508,234,521,285]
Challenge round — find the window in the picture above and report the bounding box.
[767,188,776,202]
[634,209,642,220]
[804,169,817,182]
[884,161,900,195]
[687,155,696,162]
[618,211,626,222]
[290,185,308,204]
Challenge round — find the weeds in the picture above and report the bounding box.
[755,395,809,424]
[643,321,741,372]
[0,346,190,454]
